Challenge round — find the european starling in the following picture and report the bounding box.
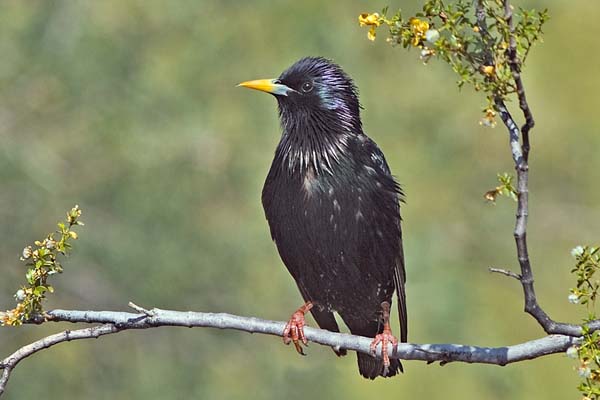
[239,57,406,379]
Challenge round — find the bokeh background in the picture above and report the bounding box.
[1,1,599,399]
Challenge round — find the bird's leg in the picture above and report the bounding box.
[369,301,398,374]
[282,301,313,355]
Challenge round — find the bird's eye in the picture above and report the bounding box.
[301,81,313,93]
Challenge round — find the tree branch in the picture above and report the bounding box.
[0,306,583,396]
[504,0,533,161]
[483,0,598,338]
[0,323,119,397]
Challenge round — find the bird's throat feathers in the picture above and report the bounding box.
[276,103,362,175]
[269,57,365,175]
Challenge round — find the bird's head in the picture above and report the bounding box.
[239,57,362,136]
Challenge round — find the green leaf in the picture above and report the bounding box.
[33,286,47,296]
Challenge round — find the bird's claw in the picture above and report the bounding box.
[282,302,313,355]
[369,301,398,373]
[369,330,399,371]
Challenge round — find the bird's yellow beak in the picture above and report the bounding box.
[237,78,293,96]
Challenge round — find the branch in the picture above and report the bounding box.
[504,0,534,161]
[484,1,596,338]
[0,324,118,396]
[0,306,583,396]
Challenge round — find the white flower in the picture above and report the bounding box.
[578,365,591,378]
[571,246,584,258]
[425,29,440,43]
[419,48,435,63]
[566,346,578,359]
[21,246,32,260]
[15,290,26,301]
[568,293,580,304]
[45,239,56,249]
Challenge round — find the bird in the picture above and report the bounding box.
[238,57,406,379]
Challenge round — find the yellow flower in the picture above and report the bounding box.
[367,26,377,41]
[358,13,381,27]
[1,304,25,326]
[409,18,430,47]
[359,13,381,41]
[480,108,497,128]
[484,188,500,203]
[482,65,495,76]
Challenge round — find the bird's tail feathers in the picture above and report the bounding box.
[357,352,403,380]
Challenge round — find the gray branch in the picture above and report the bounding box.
[474,0,595,337]
[0,305,581,396]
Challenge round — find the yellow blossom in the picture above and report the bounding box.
[359,13,381,41]
[473,25,480,33]
[482,65,495,76]
[1,303,25,326]
[480,108,497,128]
[409,18,430,47]
[484,188,500,203]
[358,13,381,27]
[367,26,377,41]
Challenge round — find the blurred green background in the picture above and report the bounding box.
[1,1,599,399]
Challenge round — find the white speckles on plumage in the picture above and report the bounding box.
[333,199,341,213]
[355,210,364,221]
[302,167,317,196]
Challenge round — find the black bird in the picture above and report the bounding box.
[239,57,406,379]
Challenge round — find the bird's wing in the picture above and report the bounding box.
[361,135,407,342]
[394,234,408,342]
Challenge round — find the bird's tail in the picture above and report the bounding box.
[357,352,403,380]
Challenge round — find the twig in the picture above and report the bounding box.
[0,306,585,396]
[475,0,495,67]
[128,301,154,317]
[504,0,534,161]
[1,324,119,396]
[489,267,521,280]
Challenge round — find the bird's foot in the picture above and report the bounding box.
[282,301,313,355]
[369,302,398,375]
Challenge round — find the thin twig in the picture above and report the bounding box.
[489,267,521,280]
[1,324,119,396]
[475,0,495,67]
[128,302,154,317]
[504,0,534,161]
